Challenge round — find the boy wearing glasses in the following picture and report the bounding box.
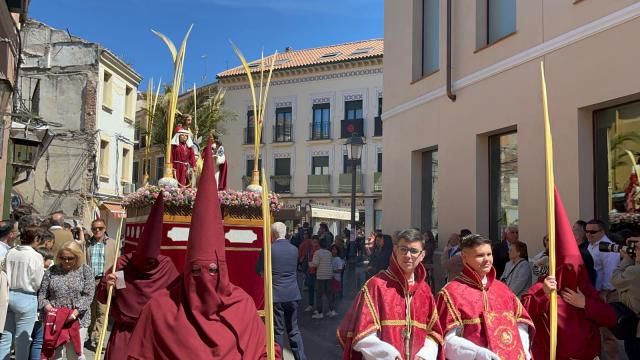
[85,218,117,350]
[436,234,534,360]
[338,228,443,360]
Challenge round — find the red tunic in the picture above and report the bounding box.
[522,271,617,360]
[170,143,195,186]
[436,265,534,360]
[96,254,179,360]
[337,255,444,360]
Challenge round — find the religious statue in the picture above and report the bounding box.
[625,156,640,213]
[170,129,196,187]
[212,133,227,191]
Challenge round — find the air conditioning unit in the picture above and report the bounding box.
[122,183,136,194]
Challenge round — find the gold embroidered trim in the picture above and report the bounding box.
[363,287,381,328]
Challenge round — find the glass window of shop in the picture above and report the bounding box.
[594,100,640,229]
[489,132,518,242]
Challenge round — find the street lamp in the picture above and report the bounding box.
[344,133,365,243]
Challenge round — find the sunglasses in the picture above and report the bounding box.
[57,256,76,262]
[397,246,423,255]
[585,230,601,234]
[91,227,105,231]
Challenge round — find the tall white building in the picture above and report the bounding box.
[217,40,383,234]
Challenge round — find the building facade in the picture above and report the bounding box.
[0,0,29,217]
[217,40,384,235]
[14,19,141,234]
[383,0,640,282]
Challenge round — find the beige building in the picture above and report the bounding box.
[217,40,384,234]
[383,1,640,265]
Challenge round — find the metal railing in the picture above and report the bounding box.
[339,172,363,193]
[272,124,294,143]
[309,122,331,140]
[341,118,364,138]
[307,174,330,193]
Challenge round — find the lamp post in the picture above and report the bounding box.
[345,133,365,244]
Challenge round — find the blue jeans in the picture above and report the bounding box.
[0,291,38,360]
[273,301,306,360]
[29,320,43,360]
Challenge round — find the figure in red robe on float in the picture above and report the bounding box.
[96,192,179,360]
[126,138,280,360]
[522,188,617,360]
[337,228,443,360]
[436,233,535,360]
[170,129,196,186]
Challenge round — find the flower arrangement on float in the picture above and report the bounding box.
[609,210,640,233]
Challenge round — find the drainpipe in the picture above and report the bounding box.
[446,0,456,102]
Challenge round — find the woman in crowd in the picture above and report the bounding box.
[366,234,392,279]
[500,240,533,298]
[0,226,45,360]
[38,241,94,359]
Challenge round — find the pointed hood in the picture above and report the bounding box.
[553,186,589,290]
[134,192,164,260]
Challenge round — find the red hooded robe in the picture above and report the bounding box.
[126,139,277,360]
[522,187,617,360]
[337,254,444,360]
[436,263,535,360]
[96,193,180,360]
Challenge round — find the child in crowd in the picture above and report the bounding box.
[330,245,345,301]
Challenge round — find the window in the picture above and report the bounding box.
[374,210,383,231]
[122,147,131,181]
[312,156,329,175]
[312,103,330,140]
[594,100,640,222]
[421,149,438,233]
[320,52,341,59]
[125,85,135,120]
[489,132,518,242]
[478,0,516,47]
[345,100,363,120]
[99,140,109,178]
[377,152,382,172]
[246,159,263,177]
[375,97,383,137]
[155,156,165,182]
[273,158,291,193]
[246,110,262,144]
[343,155,362,174]
[422,0,439,75]
[132,161,139,185]
[102,71,113,108]
[274,107,293,142]
[351,47,373,55]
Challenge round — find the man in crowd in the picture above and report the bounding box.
[441,232,463,283]
[493,225,518,278]
[48,211,73,257]
[572,220,597,285]
[85,218,117,349]
[96,193,179,360]
[585,218,621,359]
[437,233,534,360]
[338,228,443,360]
[257,222,306,360]
[0,220,18,259]
[127,139,275,359]
[612,238,640,358]
[318,223,333,247]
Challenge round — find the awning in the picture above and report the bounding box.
[100,203,127,218]
[311,205,359,221]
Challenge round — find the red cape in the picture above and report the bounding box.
[337,255,444,359]
[436,265,535,359]
[217,160,228,191]
[96,254,179,360]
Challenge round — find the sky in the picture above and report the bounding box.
[29,0,383,90]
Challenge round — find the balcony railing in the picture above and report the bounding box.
[273,124,294,143]
[243,127,264,145]
[271,175,292,193]
[309,122,331,141]
[339,172,363,193]
[307,174,330,193]
[341,118,364,138]
[374,116,383,137]
[373,172,382,192]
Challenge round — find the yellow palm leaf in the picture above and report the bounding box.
[151,29,177,62]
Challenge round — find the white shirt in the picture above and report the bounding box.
[5,245,44,293]
[587,235,620,291]
[0,241,11,261]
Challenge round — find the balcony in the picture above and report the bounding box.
[243,127,264,145]
[271,175,292,193]
[307,174,330,193]
[273,125,294,143]
[341,118,364,138]
[374,116,383,137]
[339,173,363,193]
[373,172,382,192]
[309,122,331,141]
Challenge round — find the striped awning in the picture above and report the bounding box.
[100,203,127,218]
